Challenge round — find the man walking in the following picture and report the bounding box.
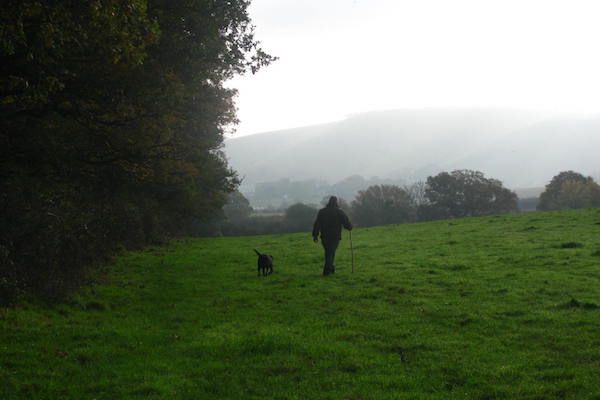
[312,196,353,276]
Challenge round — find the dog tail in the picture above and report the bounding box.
[253,249,261,256]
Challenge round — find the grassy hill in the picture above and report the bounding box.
[2,209,600,399]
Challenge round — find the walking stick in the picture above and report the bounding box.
[350,230,355,273]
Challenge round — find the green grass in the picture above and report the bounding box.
[2,209,600,399]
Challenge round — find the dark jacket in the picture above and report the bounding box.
[312,205,352,242]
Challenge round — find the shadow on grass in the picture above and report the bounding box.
[560,298,599,310]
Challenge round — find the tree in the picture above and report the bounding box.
[351,185,416,227]
[422,170,518,219]
[284,203,317,232]
[538,171,600,210]
[0,1,274,301]
[223,191,253,222]
[404,181,428,206]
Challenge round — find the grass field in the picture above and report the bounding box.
[1,209,600,399]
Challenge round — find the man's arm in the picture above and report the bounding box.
[312,211,322,241]
[340,210,353,231]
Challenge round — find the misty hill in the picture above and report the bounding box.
[224,109,600,191]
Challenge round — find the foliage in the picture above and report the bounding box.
[0,0,274,302]
[422,170,518,219]
[220,173,517,235]
[2,209,600,398]
[403,180,428,206]
[351,184,416,227]
[220,202,318,237]
[223,191,253,222]
[284,203,318,232]
[538,171,600,211]
[220,214,285,236]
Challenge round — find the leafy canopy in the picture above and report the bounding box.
[538,171,600,211]
[351,185,416,227]
[423,170,518,219]
[0,0,275,301]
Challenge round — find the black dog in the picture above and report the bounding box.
[254,249,274,276]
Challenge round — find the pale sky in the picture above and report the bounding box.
[227,0,600,137]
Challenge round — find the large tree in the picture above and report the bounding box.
[351,185,416,227]
[423,170,518,219]
[0,0,274,302]
[538,171,600,211]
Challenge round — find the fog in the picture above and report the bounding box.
[224,1,600,203]
[228,0,600,137]
[225,109,600,197]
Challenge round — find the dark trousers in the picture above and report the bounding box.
[321,239,339,275]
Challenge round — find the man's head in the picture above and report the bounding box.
[327,196,338,208]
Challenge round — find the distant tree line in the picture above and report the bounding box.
[250,175,404,209]
[0,1,274,304]
[349,169,519,227]
[213,170,519,235]
[215,169,600,236]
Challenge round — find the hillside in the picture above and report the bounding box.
[224,109,600,191]
[2,209,600,399]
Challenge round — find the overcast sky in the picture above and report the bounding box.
[226,0,600,137]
